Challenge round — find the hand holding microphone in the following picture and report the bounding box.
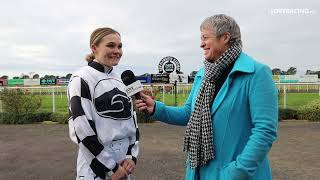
[135,91,155,114]
[121,70,155,114]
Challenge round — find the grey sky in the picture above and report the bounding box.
[0,0,319,78]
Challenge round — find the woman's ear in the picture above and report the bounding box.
[91,44,97,53]
[223,32,231,44]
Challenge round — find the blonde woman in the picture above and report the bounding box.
[68,27,139,180]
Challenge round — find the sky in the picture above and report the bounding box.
[0,0,319,78]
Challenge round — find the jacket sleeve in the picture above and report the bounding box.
[151,79,197,126]
[221,65,278,179]
[68,76,119,179]
[126,102,139,164]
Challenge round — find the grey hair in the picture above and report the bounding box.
[200,14,242,47]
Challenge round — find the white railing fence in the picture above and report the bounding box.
[0,83,319,113]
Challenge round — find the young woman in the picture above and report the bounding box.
[68,27,139,180]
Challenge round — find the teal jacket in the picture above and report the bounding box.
[152,52,278,180]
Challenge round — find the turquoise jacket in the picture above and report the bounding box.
[152,52,278,180]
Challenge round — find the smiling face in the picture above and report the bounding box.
[200,26,230,62]
[91,33,123,67]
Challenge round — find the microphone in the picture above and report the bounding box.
[121,70,150,116]
[121,70,144,99]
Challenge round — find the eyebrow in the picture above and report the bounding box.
[106,42,122,47]
[107,42,122,45]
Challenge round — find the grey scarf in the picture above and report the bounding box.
[183,43,242,168]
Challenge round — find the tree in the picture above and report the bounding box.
[306,70,313,75]
[306,70,320,78]
[280,70,287,75]
[28,72,36,78]
[66,73,72,79]
[190,71,198,77]
[286,67,297,75]
[13,76,20,79]
[43,75,49,79]
[273,67,297,75]
[22,75,30,79]
[0,75,8,79]
[33,74,40,79]
[43,75,56,79]
[272,68,281,75]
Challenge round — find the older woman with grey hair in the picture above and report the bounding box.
[136,14,278,180]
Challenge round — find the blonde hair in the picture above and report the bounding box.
[85,27,120,62]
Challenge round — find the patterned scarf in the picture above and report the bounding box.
[183,43,242,168]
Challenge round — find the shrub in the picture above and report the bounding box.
[0,112,52,124]
[0,88,41,114]
[22,94,42,113]
[0,88,43,124]
[50,112,69,124]
[0,113,16,124]
[0,88,26,114]
[278,108,298,121]
[298,99,320,122]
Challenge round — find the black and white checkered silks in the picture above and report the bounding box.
[183,43,242,168]
[68,61,139,179]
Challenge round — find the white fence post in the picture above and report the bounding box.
[182,86,185,97]
[162,85,165,103]
[52,86,55,113]
[283,84,286,109]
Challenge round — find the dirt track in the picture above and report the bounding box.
[0,121,319,180]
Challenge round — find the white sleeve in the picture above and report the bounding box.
[68,76,119,179]
[126,110,139,164]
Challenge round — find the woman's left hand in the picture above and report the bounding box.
[121,159,135,174]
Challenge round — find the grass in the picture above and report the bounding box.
[278,93,320,110]
[39,95,68,113]
[155,94,189,106]
[34,92,320,113]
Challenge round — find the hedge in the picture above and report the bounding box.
[278,108,298,121]
[49,112,69,124]
[0,111,154,124]
[298,99,320,122]
[0,112,52,124]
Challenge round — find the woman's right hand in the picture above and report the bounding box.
[111,166,128,180]
[135,92,155,114]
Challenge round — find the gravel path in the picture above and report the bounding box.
[0,121,319,180]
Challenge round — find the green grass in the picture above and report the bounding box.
[39,95,68,113]
[278,93,320,110]
[155,93,320,109]
[12,92,319,113]
[154,94,188,106]
[2,85,318,115]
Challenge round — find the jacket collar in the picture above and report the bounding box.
[196,52,255,78]
[88,60,113,74]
